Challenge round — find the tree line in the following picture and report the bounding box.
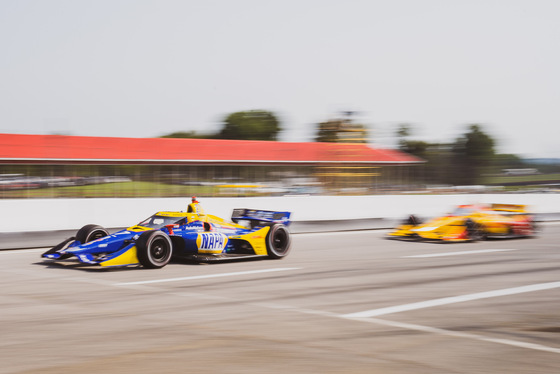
[396,123,501,186]
[160,110,367,143]
[160,110,281,141]
[160,109,539,186]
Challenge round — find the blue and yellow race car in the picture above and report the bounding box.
[42,198,292,268]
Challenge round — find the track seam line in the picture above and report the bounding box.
[401,248,519,258]
[115,267,301,285]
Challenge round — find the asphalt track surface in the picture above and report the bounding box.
[2,225,560,374]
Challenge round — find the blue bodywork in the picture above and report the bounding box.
[42,208,292,267]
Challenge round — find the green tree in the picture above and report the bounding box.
[395,124,428,158]
[315,116,368,143]
[396,123,411,139]
[217,110,281,141]
[400,140,429,158]
[160,131,206,139]
[451,124,495,185]
[492,153,524,171]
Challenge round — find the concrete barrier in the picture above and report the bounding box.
[1,194,559,249]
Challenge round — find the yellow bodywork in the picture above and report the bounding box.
[226,226,271,255]
[388,215,471,242]
[99,246,140,267]
[97,204,270,266]
[388,204,533,242]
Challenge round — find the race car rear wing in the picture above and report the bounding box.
[231,209,291,226]
[490,204,527,212]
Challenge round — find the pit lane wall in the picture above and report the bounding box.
[1,194,559,249]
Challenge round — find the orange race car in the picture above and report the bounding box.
[387,204,537,242]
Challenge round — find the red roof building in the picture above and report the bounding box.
[0,134,424,197]
[0,133,422,165]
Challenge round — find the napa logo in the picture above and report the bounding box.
[197,232,228,253]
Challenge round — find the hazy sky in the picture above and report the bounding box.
[1,0,559,157]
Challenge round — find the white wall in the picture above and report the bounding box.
[2,194,559,233]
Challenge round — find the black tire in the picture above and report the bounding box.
[465,219,485,241]
[76,224,109,244]
[136,231,173,269]
[266,224,291,259]
[529,220,539,236]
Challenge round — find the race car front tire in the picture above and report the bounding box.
[76,224,109,244]
[136,231,173,269]
[266,224,291,259]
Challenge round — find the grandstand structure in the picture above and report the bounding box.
[0,134,423,197]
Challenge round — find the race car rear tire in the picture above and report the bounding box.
[529,220,539,236]
[465,219,485,241]
[136,231,173,269]
[76,224,109,244]
[266,224,291,259]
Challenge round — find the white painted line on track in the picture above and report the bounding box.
[343,281,560,318]
[108,279,560,355]
[116,267,301,286]
[103,271,560,355]
[238,302,560,354]
[402,248,519,258]
[342,316,560,354]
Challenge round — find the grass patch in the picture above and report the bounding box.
[483,173,560,185]
[0,182,219,199]
[0,181,275,199]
